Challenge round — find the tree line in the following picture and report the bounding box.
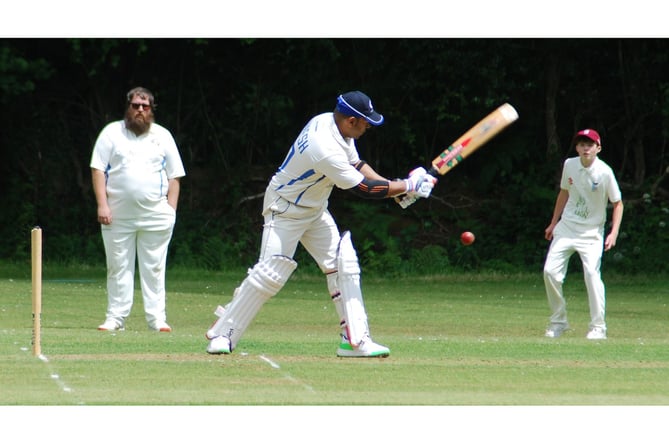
[1,38,667,273]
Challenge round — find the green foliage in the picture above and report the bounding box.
[168,207,260,270]
[331,199,405,274]
[0,177,36,261]
[0,43,52,102]
[0,39,667,274]
[604,195,669,273]
[407,244,451,273]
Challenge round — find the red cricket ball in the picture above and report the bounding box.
[460,231,475,246]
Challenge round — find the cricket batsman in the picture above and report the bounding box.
[205,90,437,357]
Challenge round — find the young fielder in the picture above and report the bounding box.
[205,91,437,357]
[543,129,624,340]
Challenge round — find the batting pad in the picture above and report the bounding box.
[335,231,369,347]
[207,255,297,350]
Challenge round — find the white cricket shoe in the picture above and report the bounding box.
[98,319,124,331]
[545,323,569,338]
[206,336,232,355]
[586,327,607,340]
[337,334,390,358]
[150,321,172,332]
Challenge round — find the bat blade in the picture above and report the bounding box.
[397,103,518,209]
[431,103,518,176]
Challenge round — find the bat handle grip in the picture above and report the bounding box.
[396,194,419,209]
[395,165,439,209]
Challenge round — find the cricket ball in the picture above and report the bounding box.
[460,231,475,246]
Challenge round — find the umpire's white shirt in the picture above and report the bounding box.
[90,120,186,219]
[559,156,622,235]
[267,112,364,210]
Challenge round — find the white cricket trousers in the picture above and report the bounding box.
[259,192,363,327]
[101,215,175,327]
[260,193,339,270]
[543,221,606,330]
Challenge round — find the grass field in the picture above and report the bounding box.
[2,263,668,442]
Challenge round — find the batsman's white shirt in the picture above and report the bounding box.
[266,112,364,211]
[558,156,622,236]
[90,120,186,219]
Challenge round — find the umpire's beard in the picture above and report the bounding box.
[124,110,154,136]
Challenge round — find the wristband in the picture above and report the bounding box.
[355,160,367,171]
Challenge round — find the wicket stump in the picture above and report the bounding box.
[31,226,42,357]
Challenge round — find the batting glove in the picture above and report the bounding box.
[404,167,438,199]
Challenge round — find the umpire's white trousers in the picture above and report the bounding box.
[101,214,175,326]
[543,221,606,330]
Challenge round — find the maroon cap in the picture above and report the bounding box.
[574,129,601,145]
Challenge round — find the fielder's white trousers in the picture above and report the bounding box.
[543,220,606,330]
[101,214,175,327]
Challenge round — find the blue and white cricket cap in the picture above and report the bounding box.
[336,91,384,126]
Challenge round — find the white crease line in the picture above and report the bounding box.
[23,348,85,405]
[38,355,75,394]
[259,354,314,392]
[259,354,281,369]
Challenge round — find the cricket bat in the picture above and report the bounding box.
[397,103,519,208]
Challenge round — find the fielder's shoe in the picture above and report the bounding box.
[545,323,569,338]
[586,327,607,340]
[337,334,390,358]
[206,336,232,355]
[98,319,124,331]
[150,321,172,332]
